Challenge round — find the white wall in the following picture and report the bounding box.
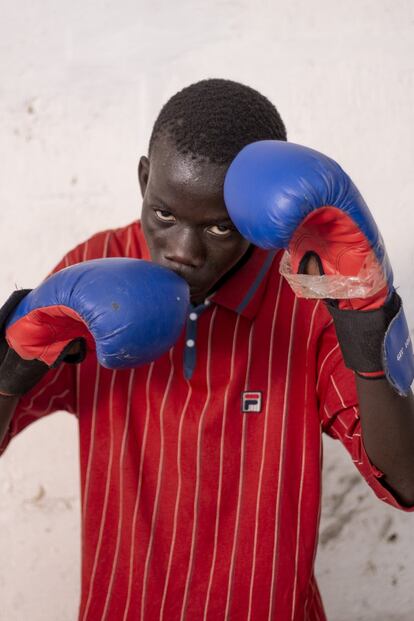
[0,1,413,619]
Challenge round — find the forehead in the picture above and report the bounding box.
[148,134,228,203]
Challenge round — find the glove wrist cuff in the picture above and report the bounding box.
[326,291,400,375]
[0,348,49,396]
[327,292,414,396]
[0,289,47,396]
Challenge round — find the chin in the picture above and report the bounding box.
[189,290,206,305]
[188,284,210,304]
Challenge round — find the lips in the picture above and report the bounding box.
[147,254,210,303]
[154,260,198,290]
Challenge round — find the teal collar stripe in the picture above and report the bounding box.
[236,250,276,315]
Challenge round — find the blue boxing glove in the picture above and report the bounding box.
[224,140,414,396]
[0,258,189,396]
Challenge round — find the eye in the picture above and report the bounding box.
[154,209,176,222]
[207,224,232,238]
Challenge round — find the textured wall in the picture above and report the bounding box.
[0,1,413,619]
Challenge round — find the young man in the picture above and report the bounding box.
[1,79,414,620]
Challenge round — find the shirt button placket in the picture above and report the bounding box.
[183,302,209,379]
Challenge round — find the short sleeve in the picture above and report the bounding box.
[0,362,77,456]
[0,242,83,456]
[0,220,143,456]
[317,319,414,512]
[45,219,144,277]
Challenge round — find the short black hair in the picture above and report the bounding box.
[148,78,287,165]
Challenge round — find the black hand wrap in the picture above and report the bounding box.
[326,292,401,377]
[0,289,49,396]
[0,289,86,396]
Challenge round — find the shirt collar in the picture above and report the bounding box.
[210,246,279,319]
[137,222,278,320]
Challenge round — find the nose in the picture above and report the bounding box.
[165,226,205,269]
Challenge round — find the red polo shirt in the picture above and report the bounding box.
[1,220,411,621]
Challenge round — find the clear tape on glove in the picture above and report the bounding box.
[279,250,388,299]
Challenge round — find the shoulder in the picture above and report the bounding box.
[49,220,149,274]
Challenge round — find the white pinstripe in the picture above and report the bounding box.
[140,349,176,620]
[18,363,66,413]
[6,370,71,450]
[290,301,320,620]
[82,240,89,262]
[224,318,251,619]
[159,380,193,621]
[305,578,316,621]
[76,360,81,417]
[34,389,71,417]
[203,316,251,621]
[81,231,111,519]
[324,376,356,441]
[330,374,359,419]
[312,580,324,621]
[101,368,136,620]
[79,231,112,619]
[268,296,298,620]
[102,234,111,259]
[122,362,155,621]
[316,343,339,392]
[179,307,217,621]
[246,275,284,621]
[212,315,241,619]
[82,369,118,621]
[10,388,71,440]
[304,436,324,618]
[81,362,101,518]
[125,224,133,258]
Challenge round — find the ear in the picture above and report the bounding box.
[138,156,150,198]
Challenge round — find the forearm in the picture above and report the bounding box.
[356,375,414,505]
[0,394,19,447]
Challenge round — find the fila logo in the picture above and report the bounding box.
[242,391,262,413]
